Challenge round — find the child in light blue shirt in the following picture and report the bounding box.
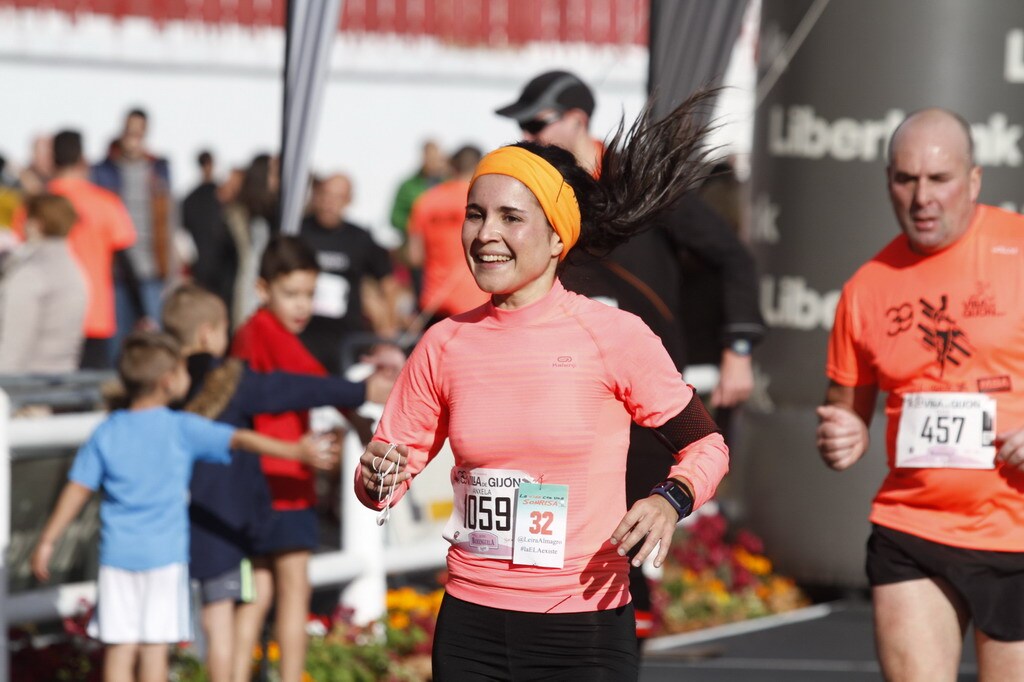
[31,330,334,682]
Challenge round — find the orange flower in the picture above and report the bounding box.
[707,578,729,596]
[733,547,773,576]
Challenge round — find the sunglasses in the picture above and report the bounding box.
[519,111,564,136]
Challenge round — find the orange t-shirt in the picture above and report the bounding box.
[408,179,489,318]
[15,177,136,339]
[827,205,1024,551]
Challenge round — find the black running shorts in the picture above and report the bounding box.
[432,592,639,681]
[866,523,1024,641]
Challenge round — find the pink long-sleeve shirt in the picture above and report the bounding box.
[359,280,728,613]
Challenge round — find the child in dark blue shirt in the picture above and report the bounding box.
[161,283,396,682]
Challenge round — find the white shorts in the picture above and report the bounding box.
[88,562,193,644]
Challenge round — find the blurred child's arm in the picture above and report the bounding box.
[32,482,94,582]
[235,370,367,415]
[231,429,339,470]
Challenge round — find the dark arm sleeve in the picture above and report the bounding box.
[234,370,367,416]
[657,194,766,347]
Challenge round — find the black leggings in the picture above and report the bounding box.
[432,593,639,681]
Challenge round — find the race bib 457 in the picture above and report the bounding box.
[896,392,996,469]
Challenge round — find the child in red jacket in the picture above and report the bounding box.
[230,235,342,682]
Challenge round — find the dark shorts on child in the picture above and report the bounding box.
[866,523,1024,641]
[199,559,255,605]
[432,592,638,681]
[253,507,319,555]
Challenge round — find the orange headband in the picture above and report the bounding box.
[470,146,581,260]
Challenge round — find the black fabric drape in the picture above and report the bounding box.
[647,0,749,120]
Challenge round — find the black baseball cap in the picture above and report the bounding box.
[495,71,596,123]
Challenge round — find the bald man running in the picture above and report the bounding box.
[818,108,1024,680]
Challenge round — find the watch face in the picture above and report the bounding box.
[731,339,752,356]
[664,483,691,508]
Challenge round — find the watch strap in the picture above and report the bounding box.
[650,479,694,521]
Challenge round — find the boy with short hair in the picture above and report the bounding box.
[31,330,335,682]
[229,235,353,682]
[160,282,397,682]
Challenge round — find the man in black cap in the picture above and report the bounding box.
[496,71,600,170]
[496,69,766,643]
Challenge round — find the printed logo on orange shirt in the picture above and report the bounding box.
[978,376,1012,393]
[962,281,1003,318]
[886,302,914,336]
[918,295,973,377]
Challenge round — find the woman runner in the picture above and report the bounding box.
[356,93,729,681]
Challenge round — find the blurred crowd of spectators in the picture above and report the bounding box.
[0,107,471,378]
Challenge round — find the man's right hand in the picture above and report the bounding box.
[816,404,869,470]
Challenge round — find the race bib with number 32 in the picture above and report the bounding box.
[512,482,569,569]
[896,392,996,469]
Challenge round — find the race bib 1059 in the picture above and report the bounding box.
[443,467,535,560]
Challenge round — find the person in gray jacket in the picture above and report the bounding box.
[0,193,87,373]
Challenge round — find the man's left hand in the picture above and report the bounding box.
[996,427,1024,470]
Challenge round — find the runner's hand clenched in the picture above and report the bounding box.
[359,441,411,497]
[816,404,869,471]
[997,427,1024,471]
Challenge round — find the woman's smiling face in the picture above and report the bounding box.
[462,173,563,310]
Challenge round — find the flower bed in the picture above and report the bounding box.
[297,590,442,682]
[652,511,809,635]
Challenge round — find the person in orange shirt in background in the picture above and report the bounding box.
[818,108,1024,680]
[406,144,489,327]
[15,130,136,369]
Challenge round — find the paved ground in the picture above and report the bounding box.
[640,600,979,682]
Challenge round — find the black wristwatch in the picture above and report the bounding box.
[650,479,694,521]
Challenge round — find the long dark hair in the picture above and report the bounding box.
[515,88,719,259]
[238,153,279,227]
